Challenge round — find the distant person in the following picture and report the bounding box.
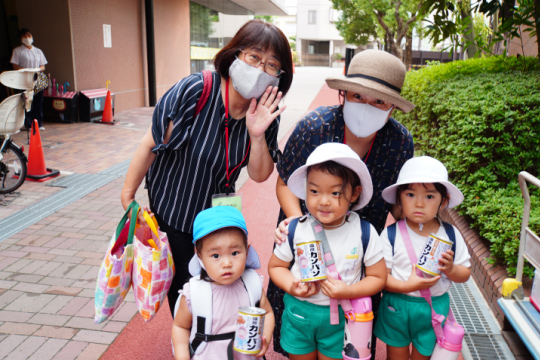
[375,156,471,360]
[121,19,293,316]
[10,28,47,130]
[268,49,416,358]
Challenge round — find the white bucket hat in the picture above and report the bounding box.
[287,143,373,210]
[381,156,464,208]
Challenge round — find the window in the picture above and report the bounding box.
[308,45,315,54]
[329,8,342,23]
[308,10,316,24]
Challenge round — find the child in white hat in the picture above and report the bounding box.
[374,156,471,359]
[268,143,387,359]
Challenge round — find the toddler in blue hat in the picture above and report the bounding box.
[171,206,274,360]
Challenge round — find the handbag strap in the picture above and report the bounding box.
[397,220,452,346]
[309,216,353,325]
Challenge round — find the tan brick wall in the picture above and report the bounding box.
[15,0,76,91]
[15,0,191,113]
[448,209,512,327]
[154,0,191,100]
[507,24,539,57]
[70,0,145,112]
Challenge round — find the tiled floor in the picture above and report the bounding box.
[0,109,152,359]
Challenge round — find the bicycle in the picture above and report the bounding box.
[0,69,38,194]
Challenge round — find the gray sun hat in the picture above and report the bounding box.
[325,49,415,113]
[287,143,373,210]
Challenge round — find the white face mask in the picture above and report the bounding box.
[229,58,279,100]
[22,37,33,46]
[342,99,393,138]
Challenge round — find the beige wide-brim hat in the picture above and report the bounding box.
[287,143,373,210]
[326,49,415,113]
[381,156,464,209]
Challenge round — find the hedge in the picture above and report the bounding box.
[399,56,540,277]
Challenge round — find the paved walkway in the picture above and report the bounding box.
[0,67,347,360]
[0,66,482,359]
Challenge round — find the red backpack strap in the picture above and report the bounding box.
[194,70,213,117]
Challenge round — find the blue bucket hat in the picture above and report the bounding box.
[188,206,261,276]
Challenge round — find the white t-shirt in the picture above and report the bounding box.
[380,221,471,297]
[10,45,47,69]
[274,213,383,306]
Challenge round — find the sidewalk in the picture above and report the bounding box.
[0,66,498,360]
[0,67,344,360]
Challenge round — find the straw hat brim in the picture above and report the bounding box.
[326,77,415,113]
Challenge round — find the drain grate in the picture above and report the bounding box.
[450,281,492,334]
[46,173,115,188]
[0,159,131,242]
[465,334,509,359]
[449,281,515,359]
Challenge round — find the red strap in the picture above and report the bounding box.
[194,70,212,117]
[343,132,376,163]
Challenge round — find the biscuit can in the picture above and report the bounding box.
[233,306,266,354]
[417,234,454,276]
[296,241,327,282]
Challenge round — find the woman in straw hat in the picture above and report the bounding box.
[268,49,415,358]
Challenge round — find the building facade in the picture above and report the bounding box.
[0,0,286,113]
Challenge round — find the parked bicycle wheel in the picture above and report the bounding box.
[0,143,27,194]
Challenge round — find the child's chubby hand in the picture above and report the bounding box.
[319,276,350,299]
[289,278,320,297]
[438,249,455,275]
[255,335,270,358]
[406,265,440,291]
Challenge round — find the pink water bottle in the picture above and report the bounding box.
[343,297,373,360]
[431,321,464,360]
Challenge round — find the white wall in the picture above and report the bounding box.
[296,0,342,41]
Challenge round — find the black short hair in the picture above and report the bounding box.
[213,19,293,96]
[394,182,449,219]
[306,160,362,208]
[19,28,31,38]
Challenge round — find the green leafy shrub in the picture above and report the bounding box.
[400,56,540,277]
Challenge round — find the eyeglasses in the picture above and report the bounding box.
[239,50,284,77]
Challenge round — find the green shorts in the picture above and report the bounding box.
[374,291,450,356]
[280,293,345,358]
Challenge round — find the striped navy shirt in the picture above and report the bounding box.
[146,71,280,233]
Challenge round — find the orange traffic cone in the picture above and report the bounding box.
[293,63,296,74]
[96,89,116,124]
[26,120,60,182]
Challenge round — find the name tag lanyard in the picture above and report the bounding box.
[343,130,376,163]
[224,78,251,195]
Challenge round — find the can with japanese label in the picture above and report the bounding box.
[416,234,454,276]
[296,240,327,282]
[234,306,266,354]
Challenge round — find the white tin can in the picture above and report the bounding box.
[296,240,327,282]
[417,234,454,276]
[233,306,266,354]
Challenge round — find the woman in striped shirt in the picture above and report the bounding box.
[121,19,293,315]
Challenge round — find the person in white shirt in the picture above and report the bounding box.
[10,28,47,130]
[268,143,387,360]
[374,156,471,360]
